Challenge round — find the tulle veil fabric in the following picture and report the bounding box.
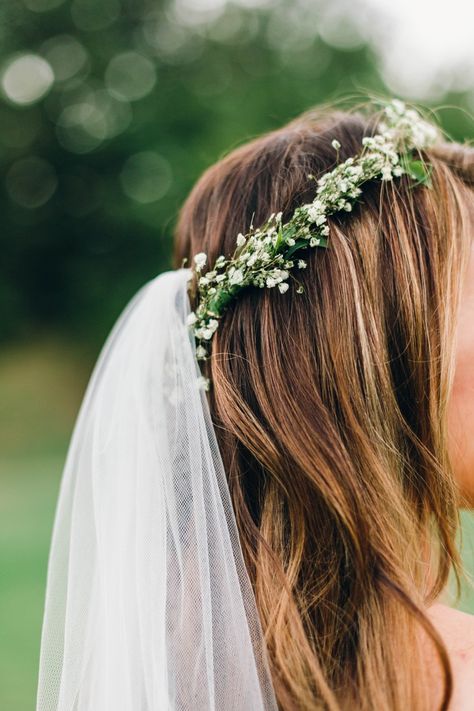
[36,268,278,711]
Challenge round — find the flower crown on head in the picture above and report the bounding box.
[186,99,440,391]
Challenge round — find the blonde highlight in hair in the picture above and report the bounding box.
[173,101,474,710]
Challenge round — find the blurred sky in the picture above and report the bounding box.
[173,0,474,100]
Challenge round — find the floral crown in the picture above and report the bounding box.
[186,99,440,391]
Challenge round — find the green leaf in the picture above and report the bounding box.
[284,238,310,259]
[401,157,433,188]
[274,224,284,251]
[208,290,233,315]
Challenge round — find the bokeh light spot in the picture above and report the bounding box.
[6,157,58,208]
[55,88,132,153]
[120,152,172,204]
[1,54,54,106]
[56,102,106,153]
[41,35,89,83]
[105,52,156,101]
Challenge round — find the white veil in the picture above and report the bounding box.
[36,268,278,711]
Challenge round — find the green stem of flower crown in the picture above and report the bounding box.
[188,98,440,390]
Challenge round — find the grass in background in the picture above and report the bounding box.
[0,340,473,711]
[0,339,90,711]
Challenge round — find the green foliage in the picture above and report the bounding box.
[0,4,471,347]
[0,1,381,344]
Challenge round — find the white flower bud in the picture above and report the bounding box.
[229,268,244,285]
[194,252,207,271]
[197,375,210,391]
[278,282,289,294]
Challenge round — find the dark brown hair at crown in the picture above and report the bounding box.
[173,101,474,710]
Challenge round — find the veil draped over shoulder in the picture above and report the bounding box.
[36,268,278,711]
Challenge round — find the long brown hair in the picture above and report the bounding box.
[173,100,474,710]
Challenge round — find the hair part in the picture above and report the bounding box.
[173,101,474,710]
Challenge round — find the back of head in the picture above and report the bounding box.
[173,100,474,710]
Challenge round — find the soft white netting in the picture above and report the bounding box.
[36,268,278,711]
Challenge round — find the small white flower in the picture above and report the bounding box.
[278,282,289,293]
[186,312,197,326]
[197,375,210,391]
[194,252,207,271]
[306,205,323,222]
[229,268,244,285]
[236,233,246,247]
[309,237,321,247]
[391,99,406,115]
[286,237,295,246]
[196,345,207,360]
[343,202,352,211]
[298,259,307,269]
[200,318,219,340]
[331,139,341,150]
[321,225,330,236]
[393,165,404,177]
[296,285,304,294]
[199,276,210,286]
[381,165,393,181]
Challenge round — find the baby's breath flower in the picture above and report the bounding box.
[196,345,208,360]
[197,375,210,391]
[229,268,244,285]
[187,99,440,389]
[194,252,207,271]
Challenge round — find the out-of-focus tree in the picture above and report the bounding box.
[0,0,471,344]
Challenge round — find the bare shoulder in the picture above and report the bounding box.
[427,603,474,708]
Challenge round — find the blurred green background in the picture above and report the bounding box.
[1,1,473,709]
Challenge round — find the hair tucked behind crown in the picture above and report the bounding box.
[173,100,474,710]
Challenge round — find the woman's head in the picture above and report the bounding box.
[173,100,474,710]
